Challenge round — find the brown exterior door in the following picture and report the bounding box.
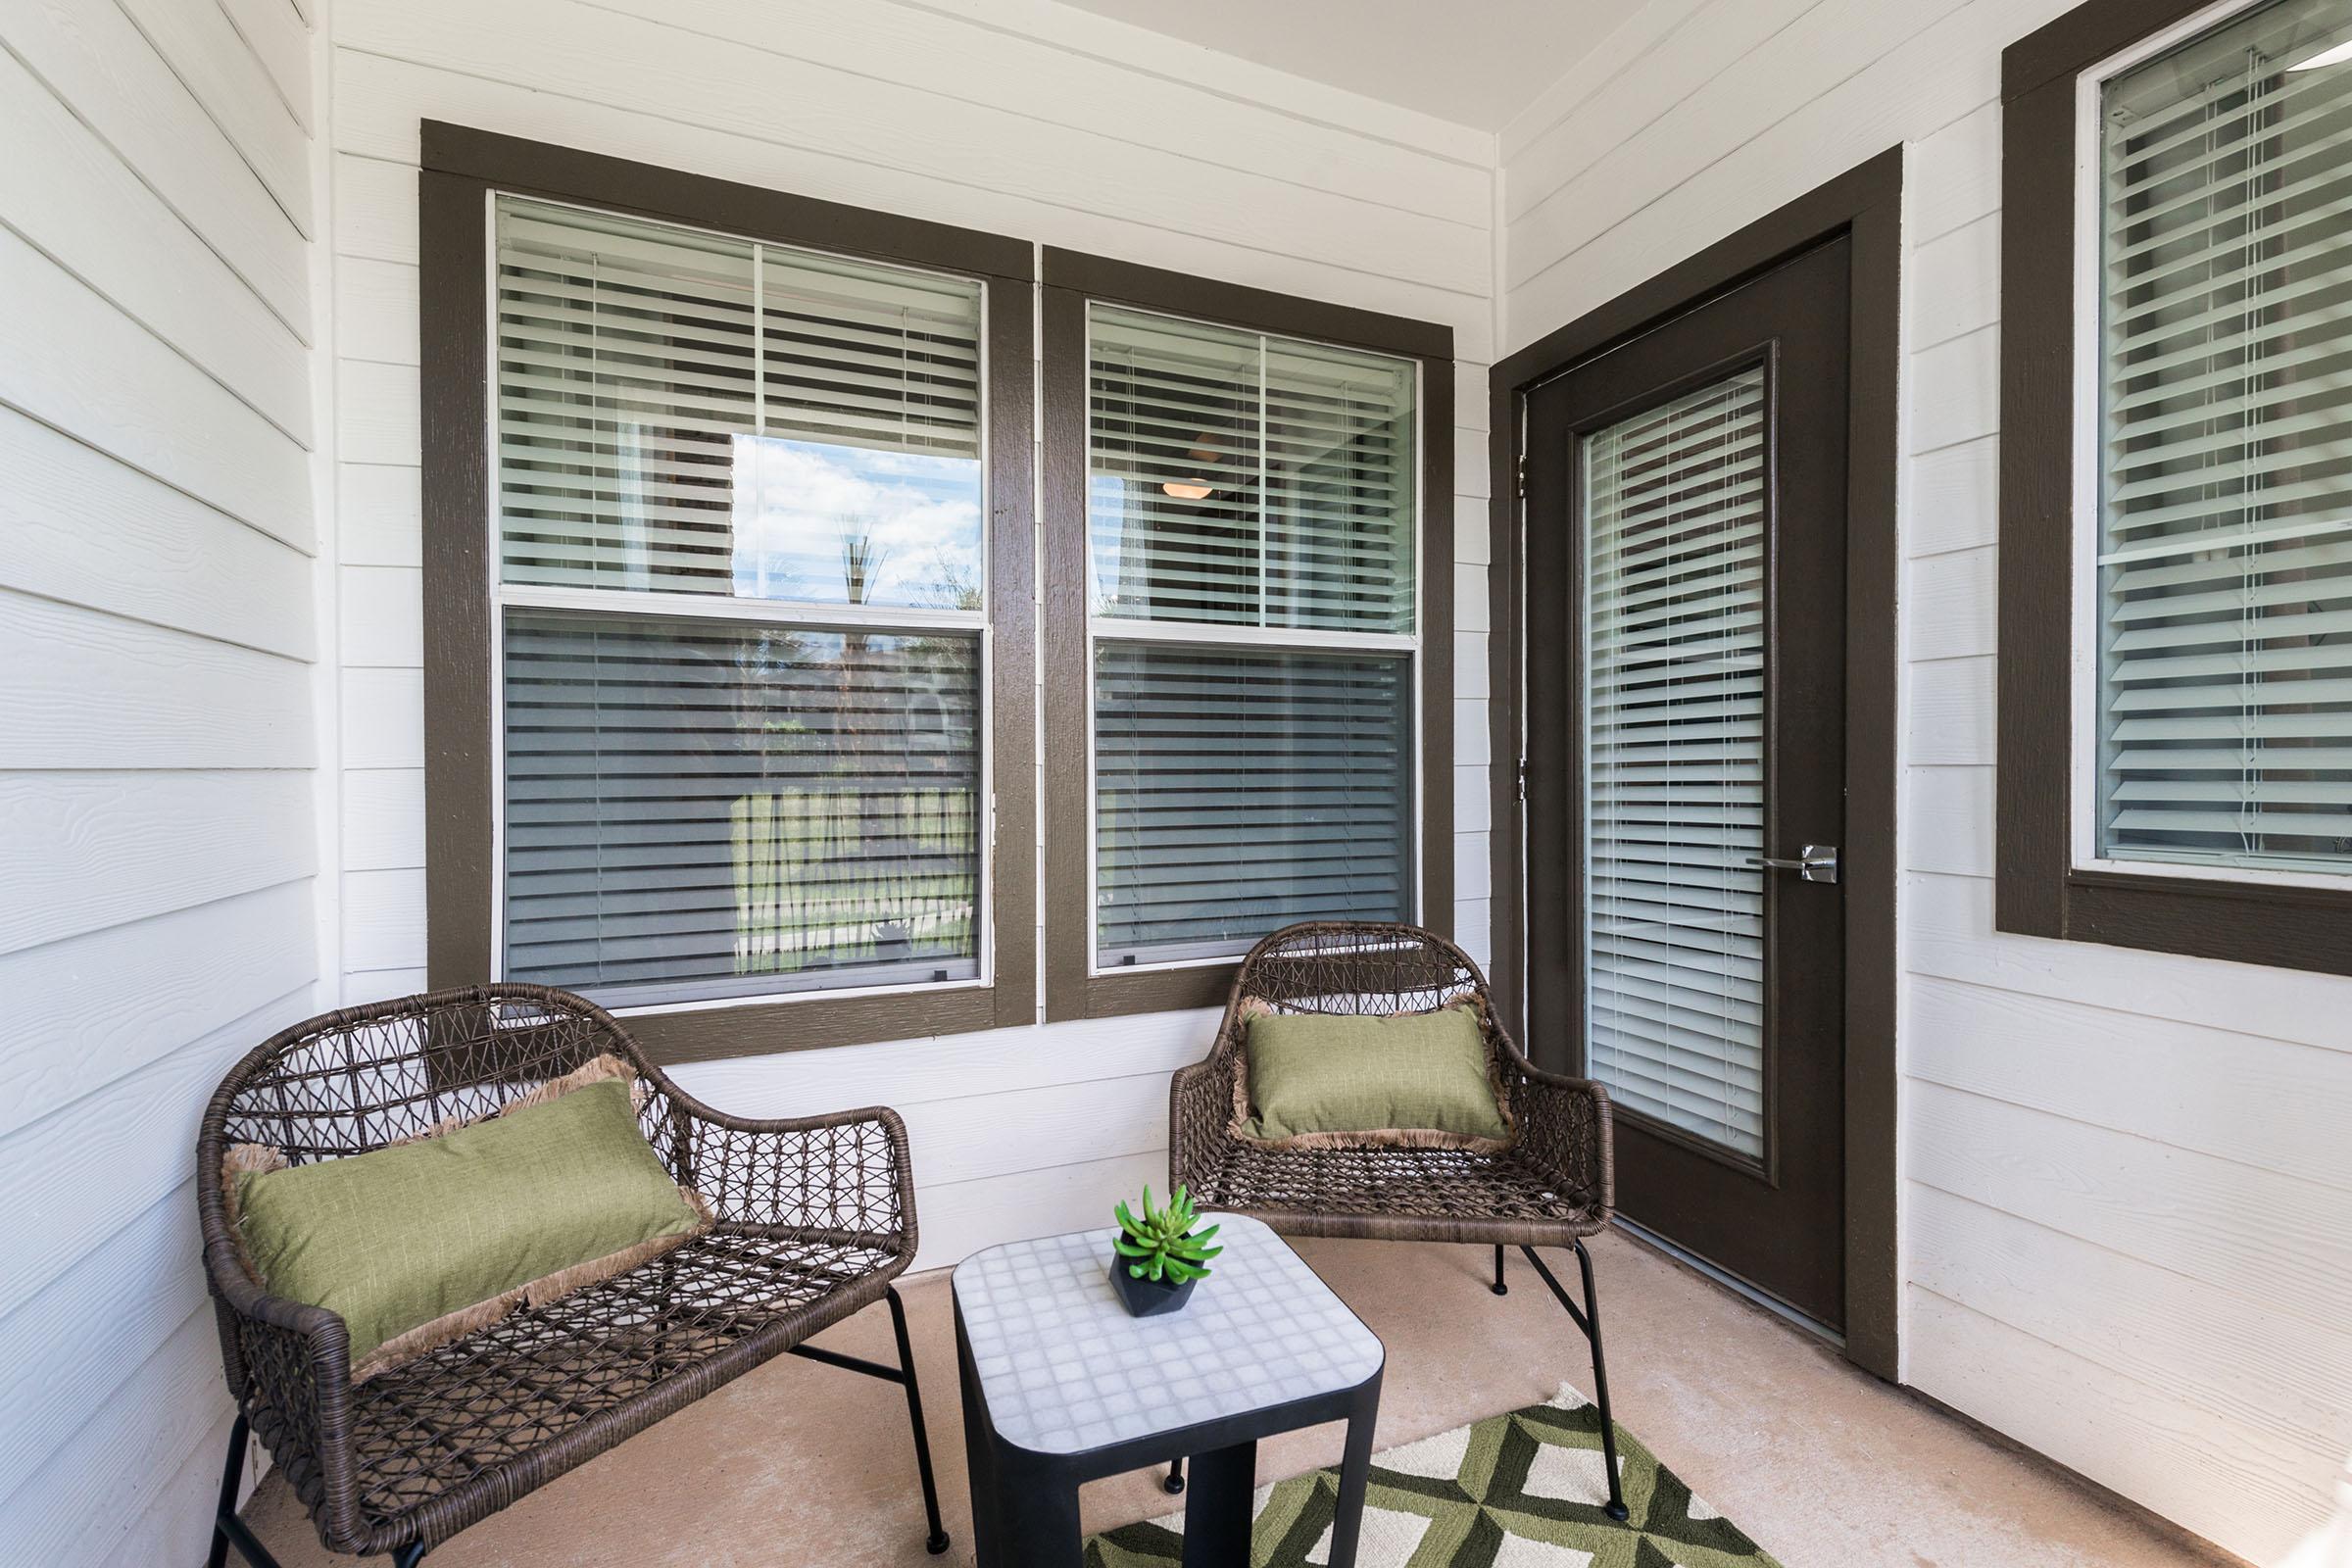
[1523,238,1851,1329]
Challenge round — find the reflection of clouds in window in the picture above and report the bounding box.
[729,435,984,609]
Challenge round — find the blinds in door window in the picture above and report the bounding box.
[2095,0,2352,873]
[1582,368,1768,1158]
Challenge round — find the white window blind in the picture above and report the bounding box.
[2094,0,2352,875]
[1583,368,1767,1158]
[492,195,990,1007]
[1086,305,1418,969]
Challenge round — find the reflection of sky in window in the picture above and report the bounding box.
[729,435,983,610]
[1089,472,1130,614]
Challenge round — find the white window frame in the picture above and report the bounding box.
[1079,299,1428,977]
[2065,0,2352,891]
[480,188,999,1014]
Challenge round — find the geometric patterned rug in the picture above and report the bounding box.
[1083,1385,1783,1567]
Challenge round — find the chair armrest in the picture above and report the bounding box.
[1168,1053,1236,1194]
[1502,1050,1614,1214]
[665,1097,915,1255]
[205,1245,378,1553]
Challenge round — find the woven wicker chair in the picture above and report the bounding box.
[1167,921,1630,1521]
[197,984,950,1566]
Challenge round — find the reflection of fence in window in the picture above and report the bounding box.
[731,787,978,974]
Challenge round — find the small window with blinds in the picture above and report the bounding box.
[2088,0,2352,881]
[1086,305,1419,968]
[490,194,990,1008]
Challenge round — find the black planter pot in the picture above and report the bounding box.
[1107,1247,1198,1317]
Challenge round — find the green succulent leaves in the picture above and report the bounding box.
[1111,1184,1222,1284]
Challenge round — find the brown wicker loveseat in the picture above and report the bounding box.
[198,985,948,1566]
[1168,921,1631,1521]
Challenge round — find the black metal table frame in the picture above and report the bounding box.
[954,1298,1385,1568]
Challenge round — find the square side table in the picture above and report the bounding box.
[953,1213,1384,1568]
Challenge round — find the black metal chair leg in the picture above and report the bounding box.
[391,1544,429,1567]
[1519,1242,1631,1523]
[886,1285,953,1555]
[209,1415,249,1568]
[1491,1244,1508,1296]
[1162,1455,1186,1494]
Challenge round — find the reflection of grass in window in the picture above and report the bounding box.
[731,788,976,974]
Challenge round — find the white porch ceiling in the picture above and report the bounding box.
[1045,0,1649,133]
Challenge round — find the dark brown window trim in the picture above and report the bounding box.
[418,122,1038,1064]
[1995,0,2352,976]
[1039,246,1456,1023]
[1486,147,1903,1380]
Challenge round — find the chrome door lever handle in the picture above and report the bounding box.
[1744,845,1840,884]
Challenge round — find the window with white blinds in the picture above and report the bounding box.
[492,195,990,1007]
[1582,369,1767,1158]
[1086,304,1418,968]
[2091,0,2352,877]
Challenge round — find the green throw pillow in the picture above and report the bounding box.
[234,1077,707,1374]
[1242,1004,1511,1147]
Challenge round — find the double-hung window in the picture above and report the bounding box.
[1041,255,1454,1018]
[422,127,1036,1058]
[2001,0,2352,971]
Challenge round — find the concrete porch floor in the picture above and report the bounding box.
[241,1228,2235,1567]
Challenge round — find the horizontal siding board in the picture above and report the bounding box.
[342,767,425,871]
[1903,655,1993,766]
[334,359,419,466]
[0,593,312,770]
[1910,212,1999,351]
[1906,1080,2352,1341]
[0,228,311,548]
[0,1307,232,1564]
[333,257,419,365]
[0,986,314,1319]
[1908,98,2001,245]
[0,1187,209,1514]
[581,0,1491,227]
[216,0,316,134]
[1902,545,1994,662]
[1901,765,1992,877]
[1907,975,2352,1195]
[910,1149,1166,1274]
[0,771,314,954]
[330,54,1495,357]
[668,1008,1217,1115]
[0,50,312,441]
[0,0,308,330]
[336,463,421,566]
[338,564,422,667]
[1905,869,2352,1054]
[1906,1288,2324,1560]
[339,0,1486,297]
[1909,324,1999,455]
[1,908,314,1141]
[0,409,314,659]
[342,867,424,972]
[330,151,417,265]
[341,668,422,768]
[116,0,313,234]
[1907,434,1997,559]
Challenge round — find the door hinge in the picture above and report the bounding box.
[1516,757,1529,802]
[1514,456,1529,498]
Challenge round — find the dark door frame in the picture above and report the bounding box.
[1486,147,1902,1380]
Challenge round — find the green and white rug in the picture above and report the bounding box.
[1083,1386,1782,1567]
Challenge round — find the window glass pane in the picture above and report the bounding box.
[1094,643,1411,966]
[1088,306,1414,633]
[2096,0,2352,873]
[1582,370,1767,1159]
[502,609,981,1006]
[496,198,984,609]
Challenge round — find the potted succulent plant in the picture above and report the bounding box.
[1107,1185,1221,1317]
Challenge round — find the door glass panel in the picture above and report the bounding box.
[1581,368,1768,1158]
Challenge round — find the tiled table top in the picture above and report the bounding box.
[953,1213,1384,1456]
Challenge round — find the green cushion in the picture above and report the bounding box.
[234,1077,706,1368]
[1243,1004,1509,1144]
